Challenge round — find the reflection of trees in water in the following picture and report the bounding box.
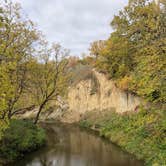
[41,124,143,166]
[39,155,52,166]
[16,124,143,166]
[37,124,71,166]
[39,153,62,166]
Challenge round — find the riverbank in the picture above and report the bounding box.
[79,107,166,166]
[0,119,46,165]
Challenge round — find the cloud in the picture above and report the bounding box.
[12,0,128,56]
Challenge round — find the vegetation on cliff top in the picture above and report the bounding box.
[88,0,166,103]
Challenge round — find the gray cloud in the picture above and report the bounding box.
[13,0,128,56]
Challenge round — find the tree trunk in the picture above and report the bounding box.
[7,110,12,120]
[34,102,45,124]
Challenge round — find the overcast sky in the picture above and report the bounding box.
[12,0,128,56]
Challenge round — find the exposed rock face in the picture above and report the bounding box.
[63,70,143,122]
[19,70,143,123]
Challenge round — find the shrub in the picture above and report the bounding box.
[79,120,92,128]
[0,119,46,162]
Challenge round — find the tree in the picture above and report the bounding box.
[0,5,9,139]
[26,42,69,124]
[125,0,166,102]
[0,0,39,120]
[0,1,70,127]
[89,40,106,60]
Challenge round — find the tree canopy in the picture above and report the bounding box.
[90,0,166,103]
[0,0,70,137]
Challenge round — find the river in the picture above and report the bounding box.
[12,122,144,166]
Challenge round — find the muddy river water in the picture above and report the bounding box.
[13,122,144,166]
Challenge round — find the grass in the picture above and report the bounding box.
[79,108,166,166]
[0,119,46,163]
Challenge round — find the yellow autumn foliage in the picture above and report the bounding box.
[117,76,132,91]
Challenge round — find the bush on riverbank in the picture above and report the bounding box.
[80,108,166,166]
[0,119,46,162]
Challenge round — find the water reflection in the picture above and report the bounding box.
[13,123,143,166]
